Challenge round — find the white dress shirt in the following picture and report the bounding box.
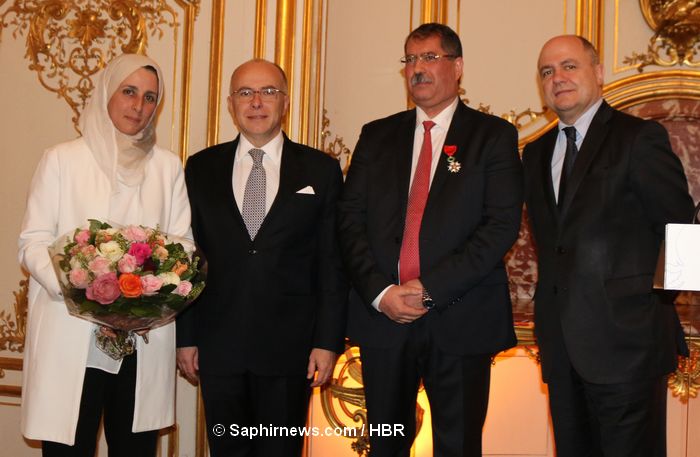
[232,132,284,216]
[372,97,460,310]
[551,98,603,202]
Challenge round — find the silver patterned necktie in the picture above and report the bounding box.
[242,148,266,239]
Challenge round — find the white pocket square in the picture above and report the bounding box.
[296,185,315,195]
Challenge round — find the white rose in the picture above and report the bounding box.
[157,271,181,286]
[98,241,124,262]
[69,256,83,270]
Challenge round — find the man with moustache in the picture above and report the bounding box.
[522,35,693,456]
[338,23,522,456]
[176,59,346,457]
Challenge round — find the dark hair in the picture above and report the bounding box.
[142,65,159,76]
[576,36,600,65]
[405,23,462,57]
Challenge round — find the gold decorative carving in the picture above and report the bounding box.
[321,346,369,456]
[0,276,28,354]
[623,0,700,72]
[462,95,550,133]
[321,345,425,456]
[0,0,179,131]
[321,110,352,175]
[668,337,700,402]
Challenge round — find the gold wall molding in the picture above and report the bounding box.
[0,0,200,161]
[0,277,28,354]
[421,0,447,24]
[623,0,700,72]
[254,0,267,58]
[275,0,295,135]
[603,69,700,108]
[206,0,225,148]
[576,0,604,56]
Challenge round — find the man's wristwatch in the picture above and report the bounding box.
[422,288,435,310]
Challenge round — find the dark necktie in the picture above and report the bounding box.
[242,148,266,239]
[399,120,435,284]
[558,126,578,208]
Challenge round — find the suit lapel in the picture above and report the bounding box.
[538,127,559,221]
[256,135,305,237]
[396,110,418,223]
[424,102,474,216]
[559,101,613,214]
[220,137,250,233]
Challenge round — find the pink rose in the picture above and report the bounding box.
[173,280,193,297]
[88,256,112,276]
[140,274,164,296]
[128,243,152,265]
[86,272,121,305]
[117,254,138,273]
[122,225,148,242]
[75,229,90,246]
[80,245,97,257]
[68,268,90,289]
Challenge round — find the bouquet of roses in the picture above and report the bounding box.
[49,219,205,359]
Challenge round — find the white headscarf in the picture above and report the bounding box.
[79,54,165,190]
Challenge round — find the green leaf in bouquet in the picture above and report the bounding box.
[166,295,188,311]
[160,283,177,294]
[58,256,71,272]
[188,281,206,301]
[88,219,111,233]
[158,257,178,274]
[166,242,187,258]
[129,305,162,317]
[79,299,102,314]
[106,298,137,316]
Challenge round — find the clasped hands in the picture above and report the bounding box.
[378,279,428,324]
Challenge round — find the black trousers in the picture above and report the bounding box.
[547,359,668,457]
[42,354,158,457]
[360,318,492,457]
[200,371,311,457]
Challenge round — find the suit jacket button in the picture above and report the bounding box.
[556,246,565,254]
[248,249,257,255]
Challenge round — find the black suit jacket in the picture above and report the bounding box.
[523,101,693,384]
[338,101,523,355]
[177,134,347,376]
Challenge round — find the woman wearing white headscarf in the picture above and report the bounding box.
[18,54,191,456]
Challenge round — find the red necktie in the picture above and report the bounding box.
[399,120,435,284]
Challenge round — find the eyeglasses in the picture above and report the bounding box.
[400,53,457,65]
[231,87,286,101]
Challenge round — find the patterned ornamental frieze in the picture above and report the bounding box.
[0,0,181,131]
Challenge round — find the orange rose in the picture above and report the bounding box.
[171,260,188,277]
[118,273,143,298]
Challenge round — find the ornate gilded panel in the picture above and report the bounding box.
[624,0,700,71]
[0,0,185,131]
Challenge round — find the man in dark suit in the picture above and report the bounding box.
[176,59,346,457]
[522,35,693,457]
[338,23,523,456]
